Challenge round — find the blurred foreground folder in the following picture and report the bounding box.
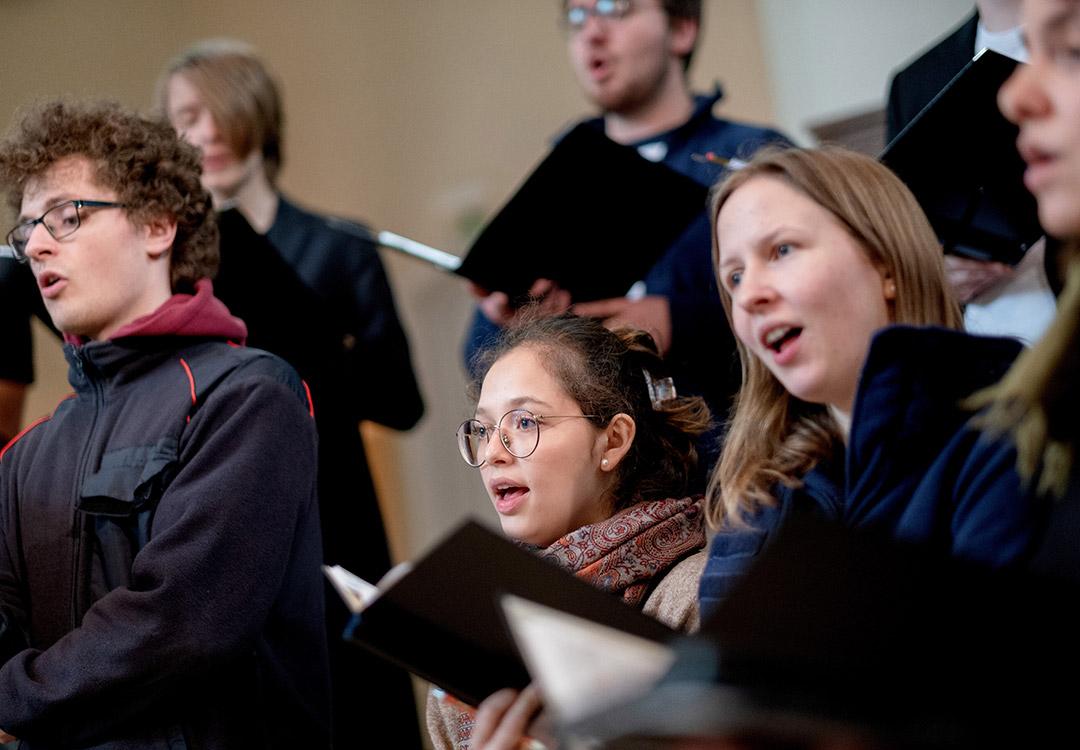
[509,511,1080,748]
[881,48,1042,266]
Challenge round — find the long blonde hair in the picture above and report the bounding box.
[706,147,963,529]
[968,242,1080,498]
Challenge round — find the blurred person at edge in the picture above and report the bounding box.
[976,0,1080,580]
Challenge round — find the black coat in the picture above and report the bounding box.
[217,203,426,748]
[886,12,978,142]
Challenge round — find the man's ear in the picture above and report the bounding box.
[599,413,636,472]
[668,16,698,62]
[142,215,177,260]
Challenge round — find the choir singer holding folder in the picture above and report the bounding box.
[464,0,789,474]
[429,312,711,750]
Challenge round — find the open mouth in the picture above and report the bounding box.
[1022,147,1059,192]
[1019,139,1053,166]
[201,153,233,172]
[495,484,528,501]
[588,57,611,79]
[492,483,529,513]
[38,271,62,290]
[763,326,802,353]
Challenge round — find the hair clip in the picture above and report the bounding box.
[643,369,677,409]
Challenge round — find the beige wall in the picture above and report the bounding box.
[1,1,777,558]
[755,0,975,144]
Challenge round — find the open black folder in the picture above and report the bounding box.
[453,123,709,304]
[881,48,1042,265]
[510,512,1080,748]
[327,519,674,707]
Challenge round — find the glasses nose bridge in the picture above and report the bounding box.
[580,8,614,37]
[22,218,58,259]
[482,420,514,463]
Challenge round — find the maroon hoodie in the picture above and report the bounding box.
[63,278,248,346]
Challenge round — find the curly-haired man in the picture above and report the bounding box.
[0,100,330,748]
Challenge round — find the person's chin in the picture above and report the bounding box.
[777,373,827,408]
[203,172,244,200]
[501,519,550,548]
[584,81,626,111]
[53,316,94,341]
[499,516,528,542]
[42,302,68,330]
[1037,188,1080,240]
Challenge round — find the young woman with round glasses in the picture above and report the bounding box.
[700,146,1046,614]
[430,312,711,750]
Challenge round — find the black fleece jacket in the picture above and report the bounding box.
[0,281,330,749]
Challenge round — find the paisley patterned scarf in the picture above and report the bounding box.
[537,495,706,606]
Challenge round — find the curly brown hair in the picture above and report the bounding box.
[469,311,712,510]
[0,99,218,291]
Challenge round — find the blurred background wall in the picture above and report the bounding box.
[1,0,974,559]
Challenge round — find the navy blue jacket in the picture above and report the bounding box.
[464,89,790,449]
[700,326,1042,616]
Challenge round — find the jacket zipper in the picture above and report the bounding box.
[69,350,103,630]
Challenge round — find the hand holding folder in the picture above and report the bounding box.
[378,124,709,308]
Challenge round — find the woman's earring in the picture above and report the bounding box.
[601,458,610,468]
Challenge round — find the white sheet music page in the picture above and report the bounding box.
[500,594,676,724]
[322,561,414,613]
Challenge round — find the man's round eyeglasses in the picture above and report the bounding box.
[564,0,632,30]
[456,408,601,467]
[6,200,128,263]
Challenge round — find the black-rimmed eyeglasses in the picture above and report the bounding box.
[456,408,602,467]
[6,200,128,262]
[564,0,632,30]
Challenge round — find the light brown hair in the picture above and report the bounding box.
[0,99,218,292]
[706,146,962,529]
[968,241,1080,498]
[156,39,284,184]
